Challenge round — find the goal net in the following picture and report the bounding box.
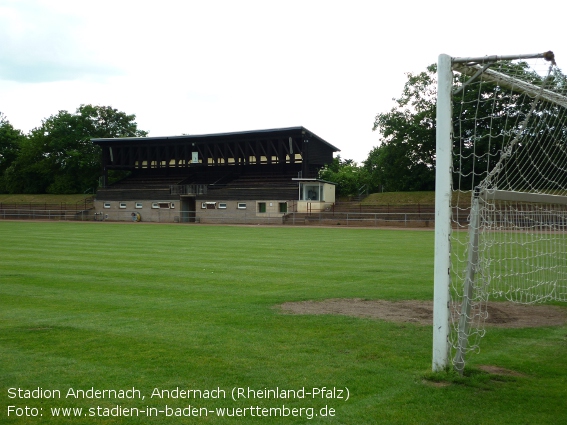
[433,52,567,372]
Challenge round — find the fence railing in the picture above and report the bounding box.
[169,184,208,195]
[88,210,436,226]
[0,209,92,221]
[285,212,435,227]
[90,210,289,224]
[0,208,438,227]
[0,198,94,211]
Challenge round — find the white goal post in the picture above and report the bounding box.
[433,52,567,372]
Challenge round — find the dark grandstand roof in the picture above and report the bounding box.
[93,126,339,186]
[92,126,340,152]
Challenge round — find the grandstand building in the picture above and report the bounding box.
[92,127,339,223]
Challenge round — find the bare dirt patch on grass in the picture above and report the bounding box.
[279,298,567,328]
[477,365,526,377]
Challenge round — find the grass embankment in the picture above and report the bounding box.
[0,194,92,205]
[1,222,565,424]
[361,191,435,205]
[361,191,473,208]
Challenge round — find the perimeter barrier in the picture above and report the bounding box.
[0,208,438,227]
[0,209,92,221]
[82,210,436,227]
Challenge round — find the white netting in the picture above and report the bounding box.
[449,54,567,371]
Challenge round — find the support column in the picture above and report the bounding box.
[432,53,453,372]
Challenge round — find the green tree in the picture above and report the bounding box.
[3,105,147,194]
[370,65,437,192]
[0,112,24,193]
[369,61,566,192]
[319,155,372,198]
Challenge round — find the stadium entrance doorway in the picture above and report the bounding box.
[180,197,197,223]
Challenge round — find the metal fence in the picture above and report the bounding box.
[169,184,208,195]
[285,212,435,227]
[0,209,92,221]
[87,210,435,227]
[0,208,436,227]
[90,210,288,224]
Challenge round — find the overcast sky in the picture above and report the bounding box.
[1,0,565,162]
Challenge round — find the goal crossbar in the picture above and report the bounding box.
[452,53,549,64]
[479,190,567,205]
[453,63,567,109]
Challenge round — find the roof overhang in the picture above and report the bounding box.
[92,126,340,152]
[292,178,337,185]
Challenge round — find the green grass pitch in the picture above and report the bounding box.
[1,221,566,424]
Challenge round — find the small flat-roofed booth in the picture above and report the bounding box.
[294,178,337,213]
[91,127,339,223]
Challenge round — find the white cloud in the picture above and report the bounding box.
[0,0,121,82]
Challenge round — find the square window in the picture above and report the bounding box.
[219,203,227,209]
[135,202,143,209]
[119,202,127,209]
[237,203,247,209]
[103,202,111,209]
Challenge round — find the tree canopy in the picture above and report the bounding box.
[0,105,147,194]
[318,156,374,198]
[316,67,441,195]
[368,65,437,192]
[366,61,567,194]
[0,113,24,192]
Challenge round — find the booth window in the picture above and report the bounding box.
[300,182,324,201]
